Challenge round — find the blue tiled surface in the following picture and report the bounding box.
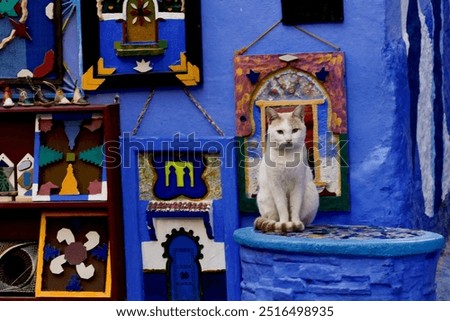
[234,226,445,257]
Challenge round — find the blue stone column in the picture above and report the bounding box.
[234,226,444,300]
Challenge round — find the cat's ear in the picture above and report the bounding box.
[267,108,279,122]
[293,105,305,121]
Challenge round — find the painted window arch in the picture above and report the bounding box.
[112,0,168,57]
[123,0,159,43]
[248,67,341,198]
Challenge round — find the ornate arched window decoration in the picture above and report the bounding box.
[162,228,203,300]
[235,52,349,212]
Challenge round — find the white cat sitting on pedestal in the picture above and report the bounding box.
[255,106,319,233]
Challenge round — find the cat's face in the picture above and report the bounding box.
[266,106,306,150]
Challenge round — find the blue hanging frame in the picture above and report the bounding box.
[80,0,203,89]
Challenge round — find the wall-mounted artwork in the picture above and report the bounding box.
[143,152,218,201]
[35,212,111,298]
[32,112,107,201]
[281,0,344,25]
[0,0,63,85]
[140,151,222,240]
[80,0,202,90]
[235,52,349,212]
[128,138,230,300]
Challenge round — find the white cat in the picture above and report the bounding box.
[255,106,319,232]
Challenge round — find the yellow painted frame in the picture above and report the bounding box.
[35,212,112,298]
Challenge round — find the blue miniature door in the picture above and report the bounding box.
[163,228,203,300]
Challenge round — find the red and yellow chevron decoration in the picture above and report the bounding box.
[169,53,200,86]
[82,58,116,90]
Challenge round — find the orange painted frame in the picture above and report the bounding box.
[35,211,112,298]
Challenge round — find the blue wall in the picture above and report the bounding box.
[61,0,450,299]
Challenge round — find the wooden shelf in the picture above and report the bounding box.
[0,104,115,113]
[0,201,108,210]
[0,103,125,300]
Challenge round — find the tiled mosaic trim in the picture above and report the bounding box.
[267,225,425,240]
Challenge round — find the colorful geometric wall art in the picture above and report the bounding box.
[0,0,63,85]
[140,152,222,241]
[35,212,111,298]
[139,152,222,202]
[81,0,202,89]
[133,140,228,300]
[234,52,349,212]
[150,152,207,200]
[32,113,107,201]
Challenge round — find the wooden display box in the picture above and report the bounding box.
[0,104,125,300]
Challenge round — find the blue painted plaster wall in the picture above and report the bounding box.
[61,0,450,299]
[406,0,450,235]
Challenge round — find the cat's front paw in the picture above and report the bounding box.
[254,216,277,231]
[273,221,305,233]
[292,220,305,231]
[255,217,306,233]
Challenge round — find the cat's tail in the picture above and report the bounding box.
[254,217,305,233]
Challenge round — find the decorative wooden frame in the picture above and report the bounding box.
[280,0,344,25]
[122,136,239,299]
[35,211,111,298]
[0,0,63,86]
[32,112,108,202]
[80,0,203,90]
[235,52,349,212]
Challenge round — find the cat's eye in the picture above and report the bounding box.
[292,128,299,133]
[277,130,284,135]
